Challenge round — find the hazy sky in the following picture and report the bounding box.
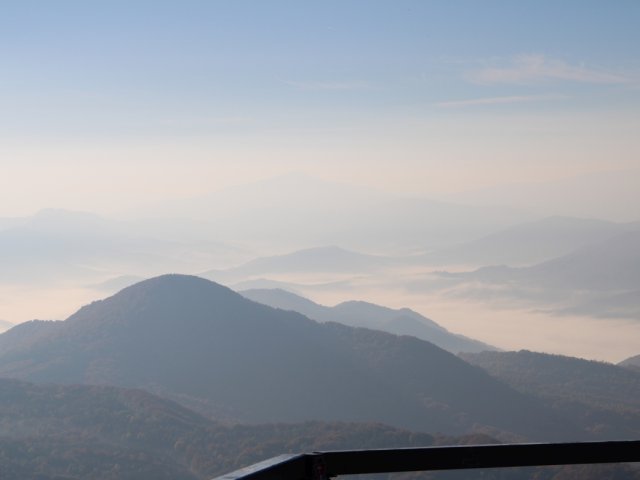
[1,1,639,216]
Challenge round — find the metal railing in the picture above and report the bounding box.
[213,440,640,480]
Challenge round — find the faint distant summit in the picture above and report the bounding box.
[241,287,496,354]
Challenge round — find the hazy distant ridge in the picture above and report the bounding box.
[423,216,638,267]
[203,245,391,285]
[436,230,640,319]
[240,287,495,354]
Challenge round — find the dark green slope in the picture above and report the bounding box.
[1,379,636,480]
[0,319,61,355]
[0,275,575,440]
[0,378,211,480]
[461,350,640,439]
[0,378,441,480]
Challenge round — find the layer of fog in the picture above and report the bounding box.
[3,261,638,364]
[0,174,638,363]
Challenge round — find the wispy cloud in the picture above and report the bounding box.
[469,54,630,85]
[436,93,566,108]
[285,81,370,91]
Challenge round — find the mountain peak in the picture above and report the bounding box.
[65,274,247,329]
[0,274,571,439]
[119,273,229,294]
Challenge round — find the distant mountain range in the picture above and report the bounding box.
[439,168,640,223]
[143,173,535,251]
[203,246,392,285]
[240,288,495,354]
[3,275,640,479]
[436,231,640,319]
[423,216,639,267]
[0,275,575,440]
[554,289,640,320]
[4,203,637,333]
[0,209,244,285]
[200,216,640,318]
[441,231,640,291]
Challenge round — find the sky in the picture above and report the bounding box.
[1,1,639,216]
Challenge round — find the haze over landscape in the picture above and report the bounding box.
[1,2,639,479]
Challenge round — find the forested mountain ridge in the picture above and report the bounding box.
[461,350,640,438]
[0,274,574,440]
[1,378,637,480]
[0,319,62,355]
[0,378,454,480]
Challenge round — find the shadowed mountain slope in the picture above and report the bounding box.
[0,378,448,480]
[461,350,640,439]
[240,288,495,354]
[0,275,574,440]
[5,378,626,480]
[0,319,62,356]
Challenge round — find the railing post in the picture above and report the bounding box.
[308,453,330,480]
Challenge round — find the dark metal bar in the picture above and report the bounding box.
[214,454,308,480]
[211,440,640,480]
[322,440,640,475]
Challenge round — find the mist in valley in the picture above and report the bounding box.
[1,182,638,363]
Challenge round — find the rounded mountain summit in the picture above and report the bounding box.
[0,274,576,440]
